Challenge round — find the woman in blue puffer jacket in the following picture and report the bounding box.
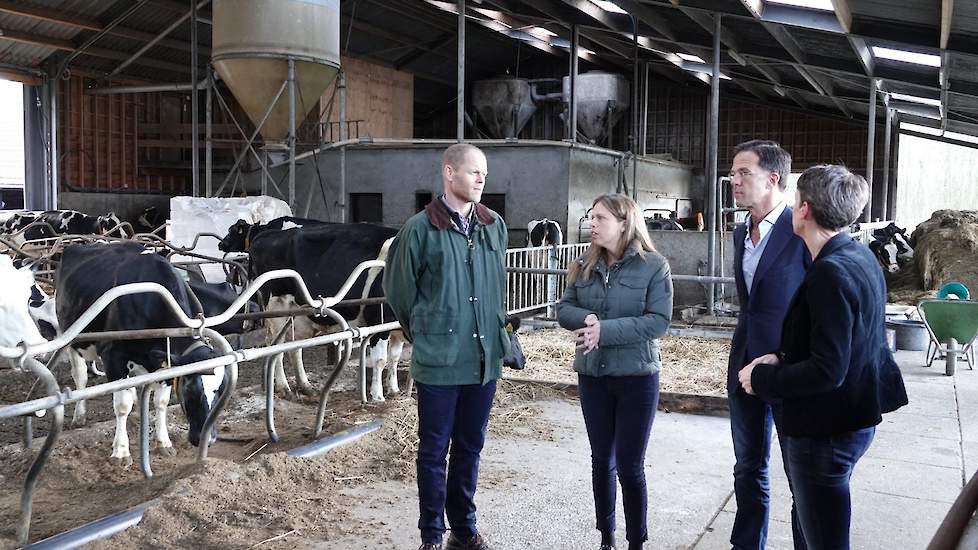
[557,193,674,550]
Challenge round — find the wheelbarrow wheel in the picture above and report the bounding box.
[946,338,959,376]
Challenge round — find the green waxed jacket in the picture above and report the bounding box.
[557,246,673,377]
[383,198,510,386]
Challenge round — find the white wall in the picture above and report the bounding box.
[896,134,978,230]
[0,80,23,188]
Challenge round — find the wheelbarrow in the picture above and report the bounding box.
[917,299,978,376]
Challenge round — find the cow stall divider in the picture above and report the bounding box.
[0,260,400,545]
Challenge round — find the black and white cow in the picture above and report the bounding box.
[870,222,913,273]
[135,207,166,234]
[217,216,331,254]
[1,211,38,235]
[526,218,563,247]
[21,210,127,241]
[233,220,406,401]
[0,255,47,353]
[56,242,232,466]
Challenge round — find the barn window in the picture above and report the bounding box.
[350,193,383,223]
[482,193,506,222]
[415,191,433,212]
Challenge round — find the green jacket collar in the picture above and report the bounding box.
[424,197,496,231]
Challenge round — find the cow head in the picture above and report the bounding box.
[870,239,899,273]
[527,219,563,247]
[151,343,226,447]
[219,219,254,253]
[97,213,125,237]
[0,256,47,348]
[136,207,164,234]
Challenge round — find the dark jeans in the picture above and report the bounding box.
[416,380,497,545]
[783,427,875,550]
[728,387,806,550]
[578,372,659,544]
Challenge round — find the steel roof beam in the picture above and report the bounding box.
[941,0,954,50]
[0,0,210,56]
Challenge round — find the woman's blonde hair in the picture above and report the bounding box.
[568,194,656,283]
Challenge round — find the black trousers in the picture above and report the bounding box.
[578,372,660,544]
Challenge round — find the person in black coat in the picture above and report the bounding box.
[738,164,908,550]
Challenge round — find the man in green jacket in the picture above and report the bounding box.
[383,143,509,550]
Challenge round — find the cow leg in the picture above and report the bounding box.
[387,332,406,395]
[110,388,136,468]
[288,316,316,396]
[153,383,175,456]
[289,347,316,397]
[265,315,294,396]
[67,348,88,427]
[368,338,390,402]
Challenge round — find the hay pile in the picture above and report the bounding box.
[913,210,978,293]
[511,328,729,396]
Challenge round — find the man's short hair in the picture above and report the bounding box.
[442,143,483,169]
[796,164,869,230]
[733,140,792,190]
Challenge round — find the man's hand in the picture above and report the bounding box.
[738,353,780,395]
[574,314,600,355]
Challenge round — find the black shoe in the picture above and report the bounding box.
[599,546,615,550]
[445,533,491,550]
[418,544,442,550]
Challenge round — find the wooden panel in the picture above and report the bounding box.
[58,76,185,194]
[322,55,414,139]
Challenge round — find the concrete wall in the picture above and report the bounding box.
[59,191,171,222]
[650,230,736,309]
[243,142,696,248]
[895,134,978,231]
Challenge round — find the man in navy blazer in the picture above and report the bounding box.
[726,141,810,550]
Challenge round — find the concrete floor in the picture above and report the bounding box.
[310,349,976,549]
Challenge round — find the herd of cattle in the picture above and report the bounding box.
[0,209,415,467]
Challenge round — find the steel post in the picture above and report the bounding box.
[705,13,722,315]
[339,72,347,222]
[191,0,199,197]
[569,25,579,142]
[205,68,213,197]
[288,58,297,211]
[864,80,877,222]
[881,107,892,220]
[457,0,465,142]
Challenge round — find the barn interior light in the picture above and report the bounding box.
[900,122,940,135]
[527,26,557,39]
[890,92,941,107]
[676,53,706,63]
[591,1,628,15]
[872,46,941,68]
[944,131,978,144]
[765,0,834,11]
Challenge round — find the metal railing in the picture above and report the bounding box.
[505,243,588,316]
[0,258,396,545]
[849,220,894,244]
[505,243,734,316]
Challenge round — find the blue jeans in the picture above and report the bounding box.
[782,427,875,550]
[416,380,497,545]
[578,372,659,544]
[728,388,806,550]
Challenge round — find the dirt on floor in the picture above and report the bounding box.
[0,369,571,549]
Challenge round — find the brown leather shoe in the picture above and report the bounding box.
[445,533,491,550]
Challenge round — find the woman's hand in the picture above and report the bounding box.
[738,353,780,395]
[575,314,600,354]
